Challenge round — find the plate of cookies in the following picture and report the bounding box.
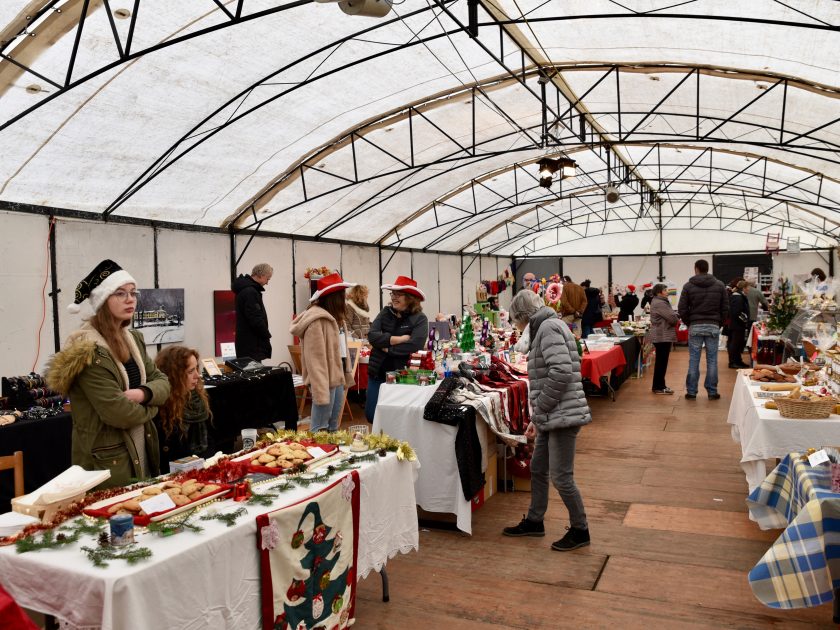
[234,440,340,475]
[83,479,231,525]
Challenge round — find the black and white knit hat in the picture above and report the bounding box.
[68,259,137,314]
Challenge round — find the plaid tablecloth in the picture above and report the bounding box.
[747,453,840,609]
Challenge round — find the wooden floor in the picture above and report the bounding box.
[347,349,837,629]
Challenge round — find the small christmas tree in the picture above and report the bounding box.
[767,277,800,333]
[459,312,475,351]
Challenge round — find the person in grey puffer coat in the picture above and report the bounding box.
[502,290,591,552]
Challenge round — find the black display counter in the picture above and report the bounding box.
[0,369,298,512]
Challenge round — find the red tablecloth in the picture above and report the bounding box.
[594,318,617,330]
[0,585,38,630]
[580,346,626,383]
[350,362,368,392]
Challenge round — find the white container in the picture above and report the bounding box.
[241,428,258,450]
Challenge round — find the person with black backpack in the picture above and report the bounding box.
[727,280,751,369]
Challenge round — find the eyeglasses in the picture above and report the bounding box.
[390,291,407,299]
[112,290,140,301]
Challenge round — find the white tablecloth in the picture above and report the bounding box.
[726,371,840,492]
[0,453,419,630]
[372,383,489,535]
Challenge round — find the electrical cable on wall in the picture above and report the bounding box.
[32,216,56,373]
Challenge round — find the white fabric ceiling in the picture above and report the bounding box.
[0,0,838,256]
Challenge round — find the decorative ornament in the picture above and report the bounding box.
[312,593,324,620]
[341,476,356,502]
[261,520,280,551]
[313,525,327,545]
[287,579,306,602]
[291,529,305,549]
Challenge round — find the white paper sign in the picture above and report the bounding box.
[808,449,830,466]
[306,447,329,460]
[139,492,177,515]
[220,342,236,358]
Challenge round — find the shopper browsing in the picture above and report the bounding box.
[649,284,678,394]
[365,276,429,421]
[232,263,273,362]
[502,289,591,551]
[727,281,751,369]
[153,346,214,465]
[290,273,357,432]
[46,260,170,488]
[616,285,639,321]
[677,259,728,399]
[344,284,371,340]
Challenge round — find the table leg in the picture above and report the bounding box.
[834,587,840,624]
[379,567,390,602]
[601,376,616,401]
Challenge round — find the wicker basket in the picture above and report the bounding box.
[775,397,837,419]
[778,363,802,376]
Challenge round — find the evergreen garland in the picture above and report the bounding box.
[199,507,247,528]
[81,544,153,568]
[147,509,203,537]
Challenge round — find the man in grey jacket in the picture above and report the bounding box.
[502,290,591,551]
[677,259,729,399]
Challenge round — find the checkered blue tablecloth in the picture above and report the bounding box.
[747,453,840,609]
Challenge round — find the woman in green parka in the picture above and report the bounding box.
[46,260,170,488]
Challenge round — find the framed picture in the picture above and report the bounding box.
[201,358,222,377]
[132,288,185,344]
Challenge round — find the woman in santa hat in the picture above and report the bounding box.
[616,284,640,322]
[46,260,170,488]
[365,276,429,421]
[290,273,358,432]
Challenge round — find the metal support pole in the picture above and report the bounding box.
[48,216,60,352]
[229,228,237,283]
[607,256,613,293]
[467,0,478,38]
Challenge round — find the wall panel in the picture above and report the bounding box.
[293,241,341,315]
[412,252,440,317]
[0,212,54,376]
[340,244,381,314]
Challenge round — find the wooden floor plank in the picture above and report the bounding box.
[622,503,778,542]
[344,347,837,627]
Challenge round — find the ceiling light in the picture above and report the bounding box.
[605,185,620,204]
[536,157,577,189]
[114,8,131,19]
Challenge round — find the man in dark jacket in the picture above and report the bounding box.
[677,259,728,399]
[232,263,273,361]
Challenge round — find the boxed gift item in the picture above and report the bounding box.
[168,455,205,474]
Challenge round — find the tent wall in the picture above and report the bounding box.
[0,212,511,378]
[0,211,55,380]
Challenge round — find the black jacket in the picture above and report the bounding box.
[729,291,750,331]
[678,273,729,327]
[232,275,272,361]
[582,287,602,324]
[367,307,429,380]
[617,292,639,321]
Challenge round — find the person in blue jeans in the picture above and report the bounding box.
[677,259,729,400]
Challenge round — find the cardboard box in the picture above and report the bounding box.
[499,454,531,492]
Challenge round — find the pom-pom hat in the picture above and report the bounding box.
[68,259,137,314]
[381,275,425,301]
[309,273,356,302]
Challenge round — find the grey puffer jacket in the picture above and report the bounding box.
[527,307,592,431]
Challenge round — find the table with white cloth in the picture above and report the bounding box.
[372,382,491,535]
[726,370,840,493]
[0,453,419,630]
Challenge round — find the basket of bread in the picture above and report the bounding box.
[765,386,838,419]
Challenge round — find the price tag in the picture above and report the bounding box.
[808,449,830,466]
[139,492,177,515]
[306,447,329,460]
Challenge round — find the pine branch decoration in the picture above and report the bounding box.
[80,545,153,568]
[199,507,247,528]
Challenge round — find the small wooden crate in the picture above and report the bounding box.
[12,492,86,524]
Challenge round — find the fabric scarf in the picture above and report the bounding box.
[182,390,210,457]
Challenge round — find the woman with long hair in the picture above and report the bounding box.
[290,273,357,432]
[649,283,679,394]
[46,260,170,488]
[344,284,371,340]
[154,346,214,465]
[365,276,429,421]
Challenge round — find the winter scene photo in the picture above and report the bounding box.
[132,288,185,344]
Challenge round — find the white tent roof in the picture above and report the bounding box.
[1,0,838,255]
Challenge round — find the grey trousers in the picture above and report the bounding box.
[527,425,588,529]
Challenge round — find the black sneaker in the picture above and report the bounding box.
[551,526,590,551]
[502,515,545,537]
[709,393,721,400]
[685,393,697,400]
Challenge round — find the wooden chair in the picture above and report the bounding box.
[287,345,310,415]
[0,451,24,498]
[341,341,364,424]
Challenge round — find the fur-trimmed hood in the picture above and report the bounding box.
[347,300,371,320]
[46,323,145,395]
